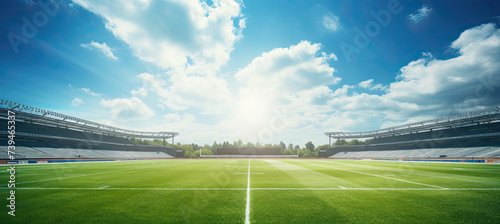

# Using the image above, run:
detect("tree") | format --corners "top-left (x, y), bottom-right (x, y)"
top-left (256, 142), bottom-right (262, 148)
top-left (279, 141), bottom-right (286, 151)
top-left (288, 143), bottom-right (293, 151)
top-left (184, 151), bottom-right (194, 158)
top-left (204, 144), bottom-right (211, 150)
top-left (305, 141), bottom-right (315, 152)
top-left (314, 144), bottom-right (330, 156)
top-left (302, 150), bottom-right (314, 157)
top-left (237, 139), bottom-right (244, 148)
top-left (154, 139), bottom-right (163, 145)
top-left (347, 139), bottom-right (360, 145)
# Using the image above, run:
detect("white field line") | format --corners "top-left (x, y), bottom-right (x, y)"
top-left (453, 168), bottom-right (499, 170)
top-left (235, 173), bottom-right (263, 175)
top-left (296, 160), bottom-right (446, 189)
top-left (321, 161), bottom-right (499, 184)
top-left (3, 187), bottom-right (500, 191)
top-left (245, 159), bottom-right (251, 224)
top-left (2, 187), bottom-right (247, 190)
top-left (15, 165), bottom-right (160, 185)
top-left (251, 188), bottom-right (500, 191)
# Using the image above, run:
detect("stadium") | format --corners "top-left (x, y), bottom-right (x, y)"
top-left (2, 0), bottom-right (500, 223)
top-left (1, 100), bottom-right (500, 223)
top-left (0, 100), bottom-right (180, 163)
top-left (322, 106), bottom-right (500, 163)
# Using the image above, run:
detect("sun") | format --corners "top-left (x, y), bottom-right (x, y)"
top-left (233, 95), bottom-right (272, 135)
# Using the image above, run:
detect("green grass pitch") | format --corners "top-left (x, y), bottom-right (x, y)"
top-left (1, 159), bottom-right (499, 223)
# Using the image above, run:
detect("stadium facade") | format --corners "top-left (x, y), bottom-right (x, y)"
top-left (322, 106), bottom-right (500, 163)
top-left (0, 99), bottom-right (180, 163)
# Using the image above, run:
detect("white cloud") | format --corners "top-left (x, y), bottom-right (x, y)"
top-left (408, 5), bottom-right (432, 24)
top-left (78, 87), bottom-right (101, 97)
top-left (73, 0), bottom-right (245, 75)
top-left (358, 79), bottom-right (373, 88)
top-left (163, 113), bottom-right (182, 122)
top-left (137, 72), bottom-right (231, 114)
top-left (80, 41), bottom-right (118, 60)
top-left (235, 41), bottom-right (340, 97)
top-left (130, 87), bottom-right (148, 96)
top-left (325, 23), bottom-right (500, 133)
top-left (358, 79), bottom-right (386, 91)
top-left (233, 40), bottom-right (340, 138)
top-left (71, 98), bottom-right (84, 107)
top-left (385, 23), bottom-right (500, 111)
top-left (138, 23), bottom-right (500, 145)
top-left (163, 113), bottom-right (195, 123)
top-left (323, 12), bottom-right (340, 32)
top-left (100, 97), bottom-right (155, 121)
top-left (137, 21), bottom-right (500, 144)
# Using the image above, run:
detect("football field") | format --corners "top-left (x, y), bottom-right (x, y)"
top-left (1, 159), bottom-right (499, 223)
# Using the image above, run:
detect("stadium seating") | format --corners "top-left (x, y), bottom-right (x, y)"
top-left (0, 138), bottom-right (173, 159)
top-left (366, 122), bottom-right (500, 145)
top-left (330, 146), bottom-right (500, 158)
top-left (0, 119), bottom-right (134, 145)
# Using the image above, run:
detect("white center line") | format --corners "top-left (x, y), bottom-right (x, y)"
top-left (245, 159), bottom-right (251, 224)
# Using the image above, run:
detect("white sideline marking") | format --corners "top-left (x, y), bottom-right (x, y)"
top-left (296, 160), bottom-right (446, 189)
top-left (245, 159), bottom-right (251, 224)
top-left (250, 188), bottom-right (500, 191)
top-left (454, 168), bottom-right (498, 170)
top-left (339, 186), bottom-right (346, 189)
top-left (3, 187), bottom-right (500, 191)
top-left (1, 187), bottom-right (247, 190)
top-left (99, 186), bottom-right (109, 189)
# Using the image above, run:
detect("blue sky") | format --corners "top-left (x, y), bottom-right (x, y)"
top-left (1, 0), bottom-right (500, 146)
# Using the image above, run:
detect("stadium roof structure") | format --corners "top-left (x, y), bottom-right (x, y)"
top-left (325, 106), bottom-right (500, 140)
top-left (0, 99), bottom-right (179, 139)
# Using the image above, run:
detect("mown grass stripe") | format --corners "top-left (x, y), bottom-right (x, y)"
top-left (296, 160), bottom-right (446, 189)
top-left (15, 165), bottom-right (160, 185)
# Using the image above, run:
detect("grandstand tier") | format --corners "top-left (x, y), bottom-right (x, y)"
top-left (0, 99), bottom-right (180, 160)
top-left (322, 106), bottom-right (500, 159)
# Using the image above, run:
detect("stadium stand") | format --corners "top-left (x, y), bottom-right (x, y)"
top-left (322, 106), bottom-right (500, 161)
top-left (0, 99), bottom-right (179, 161)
